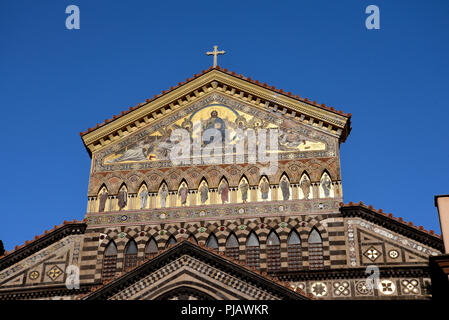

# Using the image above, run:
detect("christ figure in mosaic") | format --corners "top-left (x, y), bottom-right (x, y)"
top-left (159, 184), bottom-right (168, 208)
top-left (239, 180), bottom-right (249, 203)
top-left (300, 177), bottom-right (311, 200)
top-left (99, 189), bottom-right (108, 212)
top-left (178, 183), bottom-right (188, 206)
top-left (118, 187), bottom-right (127, 210)
top-left (260, 178), bottom-right (270, 200)
top-left (280, 177), bottom-right (290, 201)
top-left (139, 186), bottom-right (148, 209)
top-left (199, 182), bottom-right (209, 204)
top-left (218, 180), bottom-right (229, 203)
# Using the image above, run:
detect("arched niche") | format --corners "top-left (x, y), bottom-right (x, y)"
top-left (278, 173), bottom-right (291, 201)
top-left (198, 178), bottom-right (210, 205)
top-left (137, 183), bottom-right (149, 210)
top-left (319, 171), bottom-right (334, 198)
top-left (97, 185), bottom-right (109, 212)
top-left (177, 180), bottom-right (189, 207)
top-left (238, 176), bottom-right (250, 203)
top-left (299, 172), bottom-right (312, 200)
top-left (258, 176), bottom-right (271, 202)
top-left (157, 181), bottom-right (169, 209)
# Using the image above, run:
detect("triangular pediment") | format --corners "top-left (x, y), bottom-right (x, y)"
top-left (91, 92), bottom-right (339, 172)
top-left (82, 240), bottom-right (310, 300)
top-left (81, 68), bottom-right (351, 157)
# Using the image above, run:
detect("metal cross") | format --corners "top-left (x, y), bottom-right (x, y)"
top-left (206, 45), bottom-right (226, 67)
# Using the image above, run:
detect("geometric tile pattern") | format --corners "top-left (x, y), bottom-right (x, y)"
top-left (110, 255), bottom-right (279, 300)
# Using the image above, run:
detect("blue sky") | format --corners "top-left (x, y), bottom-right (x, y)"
top-left (0, 0), bottom-right (448, 250)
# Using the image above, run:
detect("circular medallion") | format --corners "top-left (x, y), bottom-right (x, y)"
top-left (29, 271), bottom-right (39, 280)
top-left (388, 250), bottom-right (399, 259)
top-left (119, 232), bottom-right (125, 238)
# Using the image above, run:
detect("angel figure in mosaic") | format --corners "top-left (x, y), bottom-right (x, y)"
top-left (106, 137), bottom-right (155, 163)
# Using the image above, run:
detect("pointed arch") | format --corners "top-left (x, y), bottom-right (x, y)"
top-left (117, 183), bottom-right (128, 211)
top-left (258, 176), bottom-right (271, 201)
top-left (279, 172), bottom-right (291, 201)
top-left (319, 171), bottom-right (334, 198)
top-left (266, 230), bottom-right (281, 272)
top-left (299, 171), bottom-right (312, 200)
top-left (177, 179), bottom-right (189, 207)
top-left (205, 233), bottom-right (219, 251)
top-left (166, 235), bottom-right (177, 248)
top-left (123, 239), bottom-right (138, 271)
top-left (145, 237), bottom-right (158, 259)
top-left (97, 184), bottom-right (109, 212)
top-left (138, 182), bottom-right (149, 210)
top-left (225, 233), bottom-right (239, 261)
top-left (188, 233), bottom-right (198, 244)
top-left (158, 180), bottom-right (169, 208)
top-left (287, 230), bottom-right (302, 271)
top-left (218, 176), bottom-right (230, 204)
top-left (246, 231), bottom-right (260, 270)
top-left (308, 228), bottom-right (324, 270)
top-left (198, 178), bottom-right (210, 205)
top-left (238, 175), bottom-right (250, 203)
top-left (102, 240), bottom-right (117, 281)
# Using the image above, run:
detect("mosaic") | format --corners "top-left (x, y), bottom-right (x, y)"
top-left (347, 219), bottom-right (440, 258)
top-left (94, 93), bottom-right (337, 172)
top-left (0, 236), bottom-right (75, 282)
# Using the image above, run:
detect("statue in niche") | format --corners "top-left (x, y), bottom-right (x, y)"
top-left (300, 176), bottom-right (311, 200)
top-left (159, 184), bottom-right (168, 208)
top-left (260, 178), bottom-right (270, 200)
top-left (139, 186), bottom-right (148, 209)
top-left (178, 183), bottom-right (188, 206)
top-left (199, 182), bottom-right (209, 204)
top-left (321, 175), bottom-right (332, 197)
top-left (218, 180), bottom-right (229, 203)
top-left (98, 189), bottom-right (109, 212)
top-left (118, 187), bottom-right (128, 211)
top-left (280, 177), bottom-right (290, 201)
top-left (239, 179), bottom-right (249, 203)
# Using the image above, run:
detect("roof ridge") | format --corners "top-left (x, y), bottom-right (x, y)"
top-left (0, 219), bottom-right (87, 260)
top-left (80, 66), bottom-right (350, 137)
top-left (340, 201), bottom-right (441, 239)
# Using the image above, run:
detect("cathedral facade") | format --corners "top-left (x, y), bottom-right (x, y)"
top-left (0, 67), bottom-right (443, 300)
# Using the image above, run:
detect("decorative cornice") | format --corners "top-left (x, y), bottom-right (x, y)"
top-left (277, 265), bottom-right (431, 282)
top-left (0, 284), bottom-right (93, 300)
